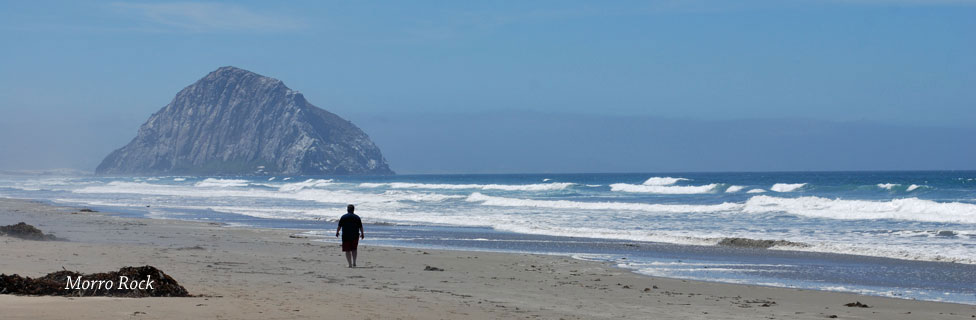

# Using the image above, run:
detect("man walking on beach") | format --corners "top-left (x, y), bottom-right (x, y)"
top-left (336, 204), bottom-right (364, 268)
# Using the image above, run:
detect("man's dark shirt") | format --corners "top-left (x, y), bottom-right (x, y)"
top-left (338, 213), bottom-right (362, 241)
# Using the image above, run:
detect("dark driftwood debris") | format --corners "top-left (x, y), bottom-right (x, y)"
top-left (0, 266), bottom-right (190, 297)
top-left (0, 222), bottom-right (58, 241)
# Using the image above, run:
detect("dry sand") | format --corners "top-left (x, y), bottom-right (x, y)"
top-left (1, 197), bottom-right (974, 319)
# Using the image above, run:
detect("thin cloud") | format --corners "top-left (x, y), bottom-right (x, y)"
top-left (111, 2), bottom-right (304, 32)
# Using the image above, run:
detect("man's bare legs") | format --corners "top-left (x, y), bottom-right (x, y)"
top-left (344, 250), bottom-right (358, 268)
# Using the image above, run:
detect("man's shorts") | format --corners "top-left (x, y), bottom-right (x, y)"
top-left (342, 238), bottom-right (359, 252)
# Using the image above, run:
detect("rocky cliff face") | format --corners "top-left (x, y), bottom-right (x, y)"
top-left (96, 66), bottom-right (393, 176)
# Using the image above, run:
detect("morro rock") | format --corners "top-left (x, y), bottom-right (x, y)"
top-left (96, 66), bottom-right (393, 176)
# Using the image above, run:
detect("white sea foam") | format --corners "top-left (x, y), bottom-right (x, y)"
top-left (743, 195), bottom-right (976, 224)
top-left (815, 286), bottom-right (913, 300)
top-left (74, 181), bottom-right (460, 207)
top-left (771, 240), bottom-right (976, 265)
top-left (466, 191), bottom-right (976, 225)
top-left (877, 183), bottom-right (899, 190)
top-left (609, 183), bottom-right (719, 194)
top-left (770, 183), bottom-right (806, 192)
top-left (725, 185), bottom-right (746, 193)
top-left (10, 187), bottom-right (42, 191)
top-left (382, 190), bottom-right (463, 202)
top-left (747, 189), bottom-right (766, 193)
top-left (194, 178), bottom-right (249, 188)
top-left (640, 261), bottom-right (792, 267)
top-left (359, 182), bottom-right (574, 191)
top-left (466, 192), bottom-right (741, 213)
top-left (378, 210), bottom-right (726, 246)
top-left (907, 184), bottom-right (922, 192)
top-left (173, 178), bottom-right (186, 182)
top-left (642, 177), bottom-right (689, 186)
top-left (278, 179), bottom-right (333, 192)
top-left (149, 205), bottom-right (394, 222)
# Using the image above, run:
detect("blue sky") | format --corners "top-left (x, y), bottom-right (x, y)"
top-left (0, 1), bottom-right (974, 172)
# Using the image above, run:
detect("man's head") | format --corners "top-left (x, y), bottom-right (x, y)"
top-left (347, 204), bottom-right (355, 213)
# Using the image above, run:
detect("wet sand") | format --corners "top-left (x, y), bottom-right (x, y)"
top-left (2, 197), bottom-right (974, 319)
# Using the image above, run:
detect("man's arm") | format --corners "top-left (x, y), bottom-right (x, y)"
top-left (336, 224), bottom-right (341, 237)
top-left (359, 223), bottom-right (364, 239)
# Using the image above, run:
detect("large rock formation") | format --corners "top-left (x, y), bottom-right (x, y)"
top-left (96, 66), bottom-right (393, 176)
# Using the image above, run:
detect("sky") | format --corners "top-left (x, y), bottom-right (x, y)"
top-left (0, 1), bottom-right (974, 173)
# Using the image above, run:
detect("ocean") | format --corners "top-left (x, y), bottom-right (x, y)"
top-left (1, 171), bottom-right (974, 303)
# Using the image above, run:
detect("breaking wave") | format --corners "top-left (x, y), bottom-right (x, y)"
top-left (725, 185), bottom-right (746, 193)
top-left (466, 192), bottom-right (741, 213)
top-left (74, 181), bottom-right (461, 207)
top-left (358, 182), bottom-right (574, 191)
top-left (642, 177), bottom-right (689, 186)
top-left (877, 183), bottom-right (898, 190)
top-left (609, 183), bottom-right (720, 194)
top-left (464, 191), bottom-right (976, 224)
top-left (278, 179), bottom-right (333, 192)
top-left (742, 195), bottom-right (976, 224)
top-left (194, 178), bottom-right (249, 188)
top-left (770, 183), bottom-right (806, 192)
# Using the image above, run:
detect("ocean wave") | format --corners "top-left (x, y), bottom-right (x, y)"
top-left (725, 185), bottom-right (746, 193)
top-left (466, 192), bottom-right (741, 213)
top-left (382, 190), bottom-right (463, 202)
top-left (7, 186), bottom-right (42, 191)
top-left (743, 195), bottom-right (976, 224)
top-left (746, 189), bottom-right (766, 193)
top-left (278, 179), bottom-right (333, 192)
top-left (772, 241), bottom-right (976, 265)
top-left (194, 178), bottom-right (249, 188)
top-left (359, 182), bottom-right (575, 191)
top-left (642, 177), bottom-right (689, 186)
top-left (609, 183), bottom-right (720, 194)
top-left (877, 183), bottom-right (926, 192)
top-left (877, 183), bottom-right (898, 190)
top-left (374, 211), bottom-right (729, 246)
top-left (465, 191), bottom-right (976, 224)
top-left (770, 183), bottom-right (806, 192)
top-left (73, 181), bottom-right (460, 207)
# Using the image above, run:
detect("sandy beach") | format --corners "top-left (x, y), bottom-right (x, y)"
top-left (1, 197), bottom-right (974, 320)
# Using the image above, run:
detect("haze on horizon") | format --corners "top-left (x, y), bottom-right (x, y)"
top-left (1, 1), bottom-right (974, 174)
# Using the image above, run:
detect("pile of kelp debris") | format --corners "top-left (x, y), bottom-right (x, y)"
top-left (0, 222), bottom-right (58, 240)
